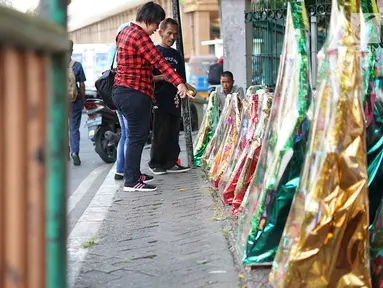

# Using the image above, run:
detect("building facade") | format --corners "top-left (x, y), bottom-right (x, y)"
top-left (68, 0), bottom-right (219, 60)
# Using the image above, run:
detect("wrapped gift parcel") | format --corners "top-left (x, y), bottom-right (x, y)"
top-left (236, 1), bottom-right (311, 265)
top-left (270, 0), bottom-right (371, 286)
top-left (193, 91), bottom-right (220, 167)
top-left (208, 93), bottom-right (243, 188)
top-left (201, 93), bottom-right (242, 174)
top-left (231, 91), bottom-right (273, 216)
top-left (218, 88), bottom-right (262, 202)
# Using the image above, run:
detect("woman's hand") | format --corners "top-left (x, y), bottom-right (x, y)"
top-left (186, 83), bottom-right (197, 97)
top-left (177, 83), bottom-right (188, 98)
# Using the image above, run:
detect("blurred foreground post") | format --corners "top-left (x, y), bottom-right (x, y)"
top-left (0, 2), bottom-right (69, 288)
top-left (39, 0), bottom-right (69, 287)
top-left (172, 0), bottom-right (195, 168)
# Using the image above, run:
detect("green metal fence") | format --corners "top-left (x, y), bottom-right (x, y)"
top-left (245, 0), bottom-right (331, 87)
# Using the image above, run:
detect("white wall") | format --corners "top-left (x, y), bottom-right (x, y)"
top-left (221, 0), bottom-right (252, 89)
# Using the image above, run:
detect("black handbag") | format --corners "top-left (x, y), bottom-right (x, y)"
top-left (95, 52), bottom-right (117, 110)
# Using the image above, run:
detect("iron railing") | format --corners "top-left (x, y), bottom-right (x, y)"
top-left (245, 0), bottom-right (331, 87)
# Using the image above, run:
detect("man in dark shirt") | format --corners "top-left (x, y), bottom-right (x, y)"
top-left (69, 40), bottom-right (87, 166)
top-left (149, 18), bottom-right (192, 175)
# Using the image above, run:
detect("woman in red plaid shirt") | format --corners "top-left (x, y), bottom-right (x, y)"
top-left (112, 1), bottom-right (195, 192)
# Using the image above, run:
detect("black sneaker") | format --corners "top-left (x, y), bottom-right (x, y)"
top-left (139, 174), bottom-right (154, 183)
top-left (166, 164), bottom-right (191, 173)
top-left (123, 181), bottom-right (157, 192)
top-left (149, 167), bottom-right (167, 175)
top-left (114, 173), bottom-right (124, 180)
top-left (71, 153), bottom-right (81, 166)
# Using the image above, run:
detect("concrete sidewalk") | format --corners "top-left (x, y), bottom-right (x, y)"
top-left (72, 137), bottom-right (241, 288)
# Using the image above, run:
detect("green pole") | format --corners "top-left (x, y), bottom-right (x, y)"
top-left (40, 0), bottom-right (68, 287)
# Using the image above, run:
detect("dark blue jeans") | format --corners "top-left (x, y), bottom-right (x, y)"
top-left (112, 86), bottom-right (151, 185)
top-left (69, 97), bottom-right (83, 154)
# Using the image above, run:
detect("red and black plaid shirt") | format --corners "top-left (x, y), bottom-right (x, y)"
top-left (114, 23), bottom-right (184, 99)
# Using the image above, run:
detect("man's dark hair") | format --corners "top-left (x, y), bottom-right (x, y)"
top-left (221, 71), bottom-right (234, 81)
top-left (136, 1), bottom-right (166, 25)
top-left (159, 18), bottom-right (178, 30)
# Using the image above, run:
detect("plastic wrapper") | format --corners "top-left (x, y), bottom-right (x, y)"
top-left (207, 93), bottom-right (243, 188)
top-left (236, 1), bottom-right (311, 265)
top-left (218, 87), bottom-right (263, 203)
top-left (270, 0), bottom-right (371, 286)
top-left (369, 58), bottom-right (383, 288)
top-left (201, 93), bottom-right (242, 175)
top-left (360, 0), bottom-right (383, 222)
top-left (231, 92), bottom-right (273, 216)
top-left (193, 91), bottom-right (219, 167)
top-left (371, 194), bottom-right (383, 288)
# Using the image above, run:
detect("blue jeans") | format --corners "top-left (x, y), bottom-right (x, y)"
top-left (70, 97), bottom-right (83, 154)
top-left (116, 110), bottom-right (128, 174)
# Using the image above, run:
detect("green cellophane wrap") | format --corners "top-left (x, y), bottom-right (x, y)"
top-left (218, 86), bottom-right (264, 202)
top-left (270, 0), bottom-right (371, 286)
top-left (359, 0), bottom-right (383, 284)
top-left (369, 56), bottom-right (383, 288)
top-left (193, 90), bottom-right (219, 167)
top-left (201, 93), bottom-right (242, 174)
top-left (361, 0), bottom-right (383, 221)
top-left (236, 1), bottom-right (311, 265)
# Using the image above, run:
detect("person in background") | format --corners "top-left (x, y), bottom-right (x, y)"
top-left (69, 40), bottom-right (86, 166)
top-left (217, 71), bottom-right (244, 114)
top-left (148, 18), bottom-right (192, 175)
top-left (207, 57), bottom-right (223, 85)
top-left (112, 2), bottom-right (195, 192)
top-left (109, 22), bottom-right (131, 180)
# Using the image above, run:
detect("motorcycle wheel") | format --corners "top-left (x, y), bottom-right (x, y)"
top-left (95, 126), bottom-right (117, 164)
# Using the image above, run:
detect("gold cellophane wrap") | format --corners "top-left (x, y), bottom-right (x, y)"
top-left (201, 93), bottom-right (242, 173)
top-left (270, 0), bottom-right (371, 287)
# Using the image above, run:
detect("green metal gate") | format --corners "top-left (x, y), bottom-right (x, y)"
top-left (245, 0), bottom-right (331, 87)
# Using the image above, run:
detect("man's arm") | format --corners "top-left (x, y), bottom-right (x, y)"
top-left (77, 62), bottom-right (87, 102)
top-left (238, 87), bottom-right (245, 100)
top-left (80, 83), bottom-right (86, 102)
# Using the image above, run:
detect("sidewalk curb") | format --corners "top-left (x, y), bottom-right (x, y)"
top-left (209, 186), bottom-right (272, 288)
top-left (67, 163), bottom-right (120, 288)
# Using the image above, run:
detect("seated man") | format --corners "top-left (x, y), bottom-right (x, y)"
top-left (216, 71), bottom-right (245, 114)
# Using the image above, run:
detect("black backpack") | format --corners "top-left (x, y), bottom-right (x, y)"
top-left (208, 63), bottom-right (223, 85)
top-left (95, 53), bottom-right (117, 110)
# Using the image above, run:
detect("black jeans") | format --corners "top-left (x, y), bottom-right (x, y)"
top-left (112, 86), bottom-right (151, 185)
top-left (149, 108), bottom-right (181, 170)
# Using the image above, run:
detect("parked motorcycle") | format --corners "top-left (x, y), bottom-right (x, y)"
top-left (84, 98), bottom-right (120, 163)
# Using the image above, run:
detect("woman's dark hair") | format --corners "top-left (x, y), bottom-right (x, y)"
top-left (136, 1), bottom-right (166, 25)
